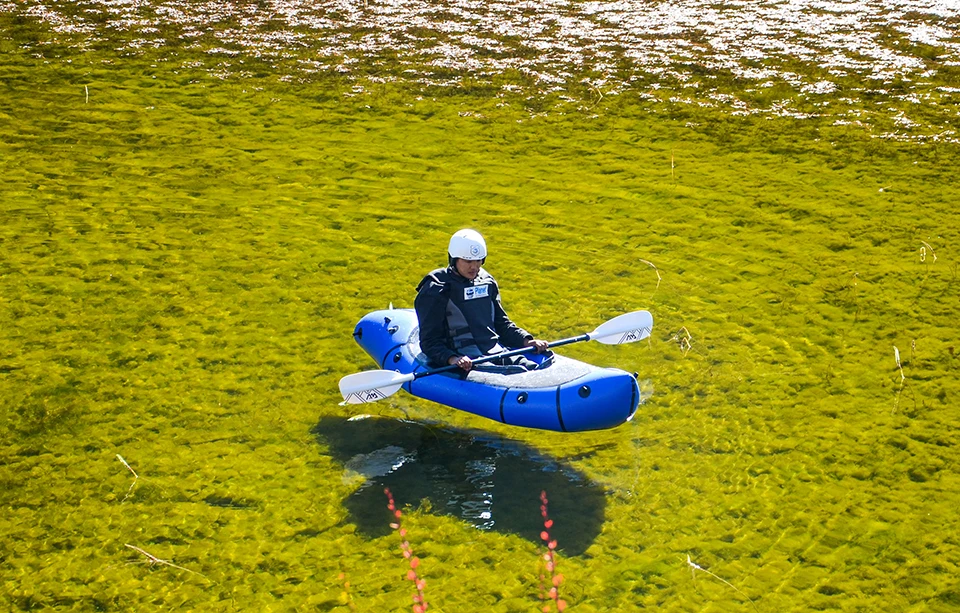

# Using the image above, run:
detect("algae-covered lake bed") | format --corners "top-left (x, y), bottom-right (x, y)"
top-left (2, 2), bottom-right (959, 611)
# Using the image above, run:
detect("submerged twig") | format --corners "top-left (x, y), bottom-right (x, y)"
top-left (638, 259), bottom-right (662, 289)
top-left (687, 554), bottom-right (758, 612)
top-left (589, 85), bottom-right (604, 108)
top-left (669, 326), bottom-right (694, 355)
top-left (892, 345), bottom-right (906, 414)
top-left (125, 544), bottom-right (209, 580)
top-left (116, 454), bottom-right (139, 502)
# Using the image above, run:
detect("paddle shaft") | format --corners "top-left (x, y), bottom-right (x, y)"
top-left (412, 333), bottom-right (590, 381)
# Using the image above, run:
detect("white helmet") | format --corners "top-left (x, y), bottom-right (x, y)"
top-left (448, 229), bottom-right (487, 261)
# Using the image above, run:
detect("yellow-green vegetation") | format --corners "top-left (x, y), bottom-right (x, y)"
top-left (2, 7), bottom-right (959, 613)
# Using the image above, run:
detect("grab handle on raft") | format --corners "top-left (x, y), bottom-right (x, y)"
top-left (338, 310), bottom-right (653, 405)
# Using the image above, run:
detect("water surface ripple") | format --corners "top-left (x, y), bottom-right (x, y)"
top-left (5, 0), bottom-right (960, 140)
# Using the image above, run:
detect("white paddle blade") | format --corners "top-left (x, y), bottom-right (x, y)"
top-left (589, 310), bottom-right (654, 345)
top-left (338, 370), bottom-right (414, 405)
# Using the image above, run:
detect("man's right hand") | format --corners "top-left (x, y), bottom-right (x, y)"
top-left (448, 355), bottom-right (473, 371)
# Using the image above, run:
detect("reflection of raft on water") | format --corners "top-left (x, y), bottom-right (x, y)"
top-left (350, 308), bottom-right (649, 432)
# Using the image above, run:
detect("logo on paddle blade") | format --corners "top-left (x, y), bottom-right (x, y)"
top-left (363, 389), bottom-right (387, 402)
top-left (344, 389), bottom-right (388, 404)
top-left (617, 326), bottom-right (651, 344)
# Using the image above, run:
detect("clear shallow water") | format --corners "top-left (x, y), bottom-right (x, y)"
top-left (2, 2), bottom-right (960, 612)
top-left (6, 0), bottom-right (960, 140)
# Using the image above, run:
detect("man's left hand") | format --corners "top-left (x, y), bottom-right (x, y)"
top-left (524, 338), bottom-right (549, 353)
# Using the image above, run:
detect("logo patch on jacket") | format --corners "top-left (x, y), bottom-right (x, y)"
top-left (464, 285), bottom-right (489, 300)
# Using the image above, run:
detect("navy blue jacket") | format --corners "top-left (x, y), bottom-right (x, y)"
top-left (414, 266), bottom-right (532, 367)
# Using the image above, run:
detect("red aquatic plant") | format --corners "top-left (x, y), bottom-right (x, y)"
top-left (385, 488), bottom-right (428, 613)
top-left (538, 490), bottom-right (567, 612)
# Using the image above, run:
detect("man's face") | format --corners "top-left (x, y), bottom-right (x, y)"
top-left (455, 258), bottom-right (482, 280)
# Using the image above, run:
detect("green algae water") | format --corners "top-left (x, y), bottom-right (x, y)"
top-left (2, 2), bottom-right (960, 611)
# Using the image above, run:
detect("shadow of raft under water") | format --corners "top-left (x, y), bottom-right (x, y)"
top-left (312, 415), bottom-right (607, 556)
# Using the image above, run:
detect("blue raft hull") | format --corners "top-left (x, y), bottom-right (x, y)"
top-left (352, 309), bottom-right (640, 432)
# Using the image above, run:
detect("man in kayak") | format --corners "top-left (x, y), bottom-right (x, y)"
top-left (415, 229), bottom-right (549, 373)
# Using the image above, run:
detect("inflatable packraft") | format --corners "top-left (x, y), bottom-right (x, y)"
top-left (351, 308), bottom-right (642, 432)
